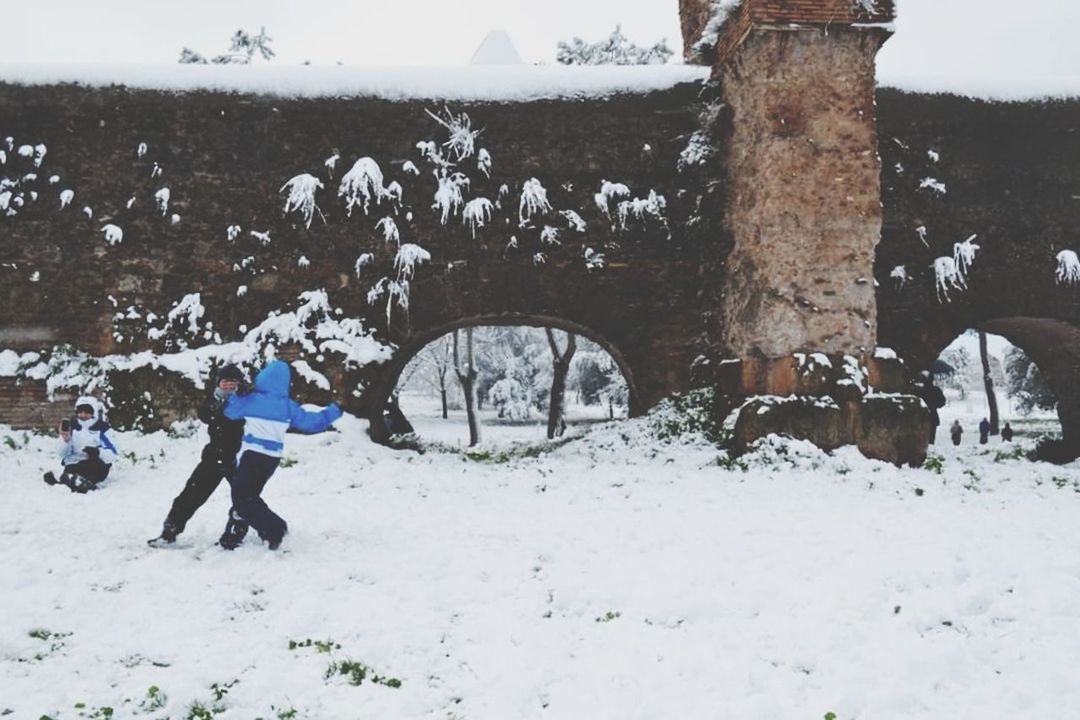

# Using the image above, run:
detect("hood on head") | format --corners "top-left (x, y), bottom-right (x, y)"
top-left (254, 360), bottom-right (291, 397)
top-left (74, 395), bottom-right (103, 420)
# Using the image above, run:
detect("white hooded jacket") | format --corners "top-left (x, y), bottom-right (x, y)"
top-left (59, 396), bottom-right (119, 466)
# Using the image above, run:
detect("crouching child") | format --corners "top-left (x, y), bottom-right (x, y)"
top-left (220, 360), bottom-right (342, 550)
top-left (44, 396), bottom-right (119, 493)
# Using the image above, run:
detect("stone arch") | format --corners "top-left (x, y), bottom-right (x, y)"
top-left (363, 313), bottom-right (642, 444)
top-left (898, 316), bottom-right (1080, 452)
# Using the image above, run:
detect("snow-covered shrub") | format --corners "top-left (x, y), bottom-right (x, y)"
top-left (338, 157), bottom-right (387, 217)
top-left (678, 130), bottom-right (712, 172)
top-left (650, 387), bottom-right (731, 446)
top-left (426, 107), bottom-right (481, 161)
top-left (355, 253), bottom-right (375, 276)
top-left (616, 190), bottom-right (667, 231)
top-left (154, 187), bottom-right (171, 216)
top-left (919, 177), bottom-right (947, 195)
top-left (519, 178), bottom-right (552, 227)
top-left (376, 216), bottom-right (400, 245)
top-left (102, 224), bottom-right (123, 246)
top-left (463, 197), bottom-right (494, 238)
top-left (890, 264), bottom-right (908, 289)
top-left (933, 256), bottom-right (965, 303)
top-left (1055, 249), bottom-right (1080, 285)
top-left (280, 173), bottom-right (324, 228)
top-left (953, 234), bottom-right (979, 277)
top-left (556, 25), bottom-right (673, 66)
top-left (489, 377), bottom-right (534, 420)
top-left (557, 210), bottom-right (585, 233)
top-left (477, 148), bottom-right (492, 178)
top-left (594, 180), bottom-right (631, 218)
top-left (394, 243), bottom-right (431, 282)
top-left (433, 171), bottom-right (469, 224)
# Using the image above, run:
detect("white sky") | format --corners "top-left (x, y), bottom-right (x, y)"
top-left (1, 0), bottom-right (1078, 79)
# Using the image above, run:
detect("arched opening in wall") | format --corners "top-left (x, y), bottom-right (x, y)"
top-left (929, 322), bottom-right (1069, 452)
top-left (387, 323), bottom-right (633, 448)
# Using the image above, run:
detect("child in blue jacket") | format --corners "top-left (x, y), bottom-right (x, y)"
top-left (221, 360), bottom-right (342, 549)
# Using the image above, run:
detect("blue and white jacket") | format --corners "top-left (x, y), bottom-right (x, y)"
top-left (59, 396), bottom-right (119, 466)
top-left (224, 360), bottom-right (343, 459)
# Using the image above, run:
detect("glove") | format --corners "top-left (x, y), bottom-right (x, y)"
top-left (83, 446), bottom-right (100, 460)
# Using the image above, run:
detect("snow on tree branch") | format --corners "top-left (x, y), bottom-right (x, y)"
top-left (463, 197), bottom-right (494, 238)
top-left (394, 243), bottom-right (431, 282)
top-left (1056, 249), bottom-right (1080, 285)
top-left (154, 187), bottom-right (171, 217)
top-left (59, 189), bottom-right (74, 210)
top-left (557, 25), bottom-right (673, 66)
top-left (919, 177), bottom-right (947, 195)
top-left (519, 178), bottom-right (552, 227)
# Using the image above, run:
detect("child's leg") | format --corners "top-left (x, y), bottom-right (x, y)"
top-left (163, 459), bottom-right (228, 536)
top-left (229, 451), bottom-right (286, 546)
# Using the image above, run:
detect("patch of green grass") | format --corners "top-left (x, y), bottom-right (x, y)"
top-left (325, 659), bottom-right (402, 688)
top-left (289, 638), bottom-right (341, 653)
top-left (595, 611), bottom-right (621, 623)
top-left (922, 454), bottom-right (945, 474)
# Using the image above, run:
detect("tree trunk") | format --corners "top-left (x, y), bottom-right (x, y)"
top-left (454, 328), bottom-right (481, 446)
top-left (437, 368), bottom-right (449, 419)
top-left (979, 330), bottom-right (1000, 434)
top-left (545, 329), bottom-right (577, 439)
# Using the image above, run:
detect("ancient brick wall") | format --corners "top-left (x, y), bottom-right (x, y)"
top-left (0, 378), bottom-right (75, 429)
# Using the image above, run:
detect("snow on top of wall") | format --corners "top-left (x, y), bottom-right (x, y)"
top-left (0, 64), bottom-right (710, 101)
top-left (878, 72), bottom-right (1080, 102)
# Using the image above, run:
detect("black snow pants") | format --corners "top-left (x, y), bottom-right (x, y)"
top-left (163, 456), bottom-right (248, 543)
top-left (61, 458), bottom-right (111, 492)
top-left (228, 451), bottom-right (286, 547)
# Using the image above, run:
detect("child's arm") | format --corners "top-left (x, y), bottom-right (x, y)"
top-left (96, 428), bottom-right (119, 464)
top-left (287, 401), bottom-right (343, 434)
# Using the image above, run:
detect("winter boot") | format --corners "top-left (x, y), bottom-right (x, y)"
top-left (147, 522), bottom-right (180, 547)
top-left (43, 471), bottom-right (58, 486)
top-left (218, 510), bottom-right (249, 550)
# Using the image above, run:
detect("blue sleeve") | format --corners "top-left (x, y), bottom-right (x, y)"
top-left (287, 401), bottom-right (343, 434)
top-left (223, 393), bottom-right (247, 420)
top-left (98, 429), bottom-right (119, 464)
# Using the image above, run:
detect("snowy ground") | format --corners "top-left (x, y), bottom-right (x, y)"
top-left (2, 407), bottom-right (1079, 719)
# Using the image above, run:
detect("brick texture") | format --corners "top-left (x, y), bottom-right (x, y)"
top-left (0, 378), bottom-right (76, 430)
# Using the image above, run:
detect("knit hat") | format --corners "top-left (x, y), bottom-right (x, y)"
top-left (217, 364), bottom-right (244, 382)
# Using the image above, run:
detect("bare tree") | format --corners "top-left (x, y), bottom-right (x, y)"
top-left (979, 331), bottom-right (1000, 434)
top-left (545, 328), bottom-right (577, 439)
top-left (453, 328), bottom-right (481, 446)
top-left (419, 337), bottom-right (453, 419)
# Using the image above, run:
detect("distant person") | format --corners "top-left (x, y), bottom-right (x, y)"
top-left (979, 417), bottom-right (991, 445)
top-left (1001, 422), bottom-right (1014, 442)
top-left (43, 396), bottom-right (119, 493)
top-left (148, 364), bottom-right (247, 548)
top-left (950, 420), bottom-right (963, 447)
top-left (914, 371), bottom-right (947, 444)
top-left (220, 360), bottom-right (342, 550)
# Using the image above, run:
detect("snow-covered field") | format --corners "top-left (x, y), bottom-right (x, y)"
top-left (2, 408), bottom-right (1079, 719)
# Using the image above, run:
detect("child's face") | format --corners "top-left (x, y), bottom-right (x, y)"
top-left (76, 409), bottom-right (93, 421)
top-left (218, 379), bottom-right (239, 394)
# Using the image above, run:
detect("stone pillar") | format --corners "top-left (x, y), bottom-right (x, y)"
top-left (707, 0), bottom-right (894, 357)
top-left (682, 1), bottom-right (926, 464)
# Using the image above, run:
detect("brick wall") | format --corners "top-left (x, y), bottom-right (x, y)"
top-left (0, 378), bottom-right (76, 430)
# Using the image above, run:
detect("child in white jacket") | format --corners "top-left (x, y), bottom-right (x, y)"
top-left (43, 396), bottom-right (119, 493)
